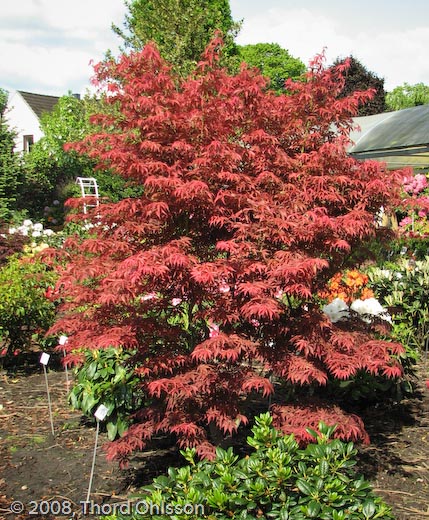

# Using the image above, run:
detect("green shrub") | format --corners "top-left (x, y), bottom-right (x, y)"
top-left (0, 224), bottom-right (29, 264)
top-left (367, 258), bottom-right (429, 352)
top-left (112, 413), bottom-right (393, 520)
top-left (69, 347), bottom-right (144, 440)
top-left (0, 255), bottom-right (57, 361)
top-left (0, 89), bottom-right (25, 222)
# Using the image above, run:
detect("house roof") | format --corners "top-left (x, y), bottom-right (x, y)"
top-left (348, 105), bottom-right (429, 170)
top-left (18, 90), bottom-right (60, 120)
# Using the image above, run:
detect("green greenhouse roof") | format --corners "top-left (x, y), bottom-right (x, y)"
top-left (348, 104), bottom-right (429, 170)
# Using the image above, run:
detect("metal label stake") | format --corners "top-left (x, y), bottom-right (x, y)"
top-left (59, 335), bottom-right (69, 388)
top-left (40, 352), bottom-right (55, 437)
top-left (86, 404), bottom-right (108, 502)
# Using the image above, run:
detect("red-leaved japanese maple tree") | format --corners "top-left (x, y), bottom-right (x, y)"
top-left (47, 36), bottom-right (405, 464)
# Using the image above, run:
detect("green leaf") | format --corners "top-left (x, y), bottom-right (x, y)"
top-left (296, 479), bottom-right (313, 496)
top-left (306, 500), bottom-right (321, 518)
top-left (117, 418), bottom-right (128, 437)
top-left (81, 392), bottom-right (97, 413)
top-left (86, 361), bottom-right (97, 379)
top-left (319, 459), bottom-right (329, 476)
top-left (362, 500), bottom-right (376, 518)
top-left (153, 475), bottom-right (171, 489)
top-left (106, 421), bottom-right (118, 440)
top-left (305, 427), bottom-right (319, 440)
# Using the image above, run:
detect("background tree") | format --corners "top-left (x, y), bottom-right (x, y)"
top-left (48, 40), bottom-right (404, 464)
top-left (332, 56), bottom-right (387, 115)
top-left (236, 43), bottom-right (306, 93)
top-left (0, 88), bottom-right (24, 222)
top-left (22, 93), bottom-right (143, 221)
top-left (386, 82), bottom-right (429, 111)
top-left (21, 93), bottom-right (95, 219)
top-left (112, 0), bottom-right (241, 76)
top-left (0, 89), bottom-right (7, 121)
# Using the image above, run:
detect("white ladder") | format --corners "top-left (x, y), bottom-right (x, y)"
top-left (76, 177), bottom-right (99, 214)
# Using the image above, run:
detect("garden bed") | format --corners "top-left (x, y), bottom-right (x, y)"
top-left (0, 359), bottom-right (429, 519)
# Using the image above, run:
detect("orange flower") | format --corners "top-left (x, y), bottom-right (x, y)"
top-left (337, 291), bottom-right (350, 303)
top-left (360, 287), bottom-right (374, 300)
top-left (321, 269), bottom-right (371, 304)
top-left (344, 278), bottom-right (355, 287)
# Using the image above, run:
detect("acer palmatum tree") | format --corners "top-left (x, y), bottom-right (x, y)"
top-left (47, 37), bottom-right (405, 464)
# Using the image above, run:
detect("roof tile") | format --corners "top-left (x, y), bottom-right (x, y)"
top-left (18, 90), bottom-right (60, 119)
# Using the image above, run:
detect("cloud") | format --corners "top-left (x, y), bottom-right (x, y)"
top-left (3, 1), bottom-right (429, 96)
top-left (0, 0), bottom-right (126, 96)
top-left (1, 41), bottom-right (94, 92)
top-left (1, 0), bottom-right (125, 32)
top-left (236, 7), bottom-right (429, 90)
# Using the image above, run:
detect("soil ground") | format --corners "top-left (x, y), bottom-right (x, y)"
top-left (0, 356), bottom-right (429, 519)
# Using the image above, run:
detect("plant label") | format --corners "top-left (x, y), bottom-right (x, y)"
top-left (94, 404), bottom-right (108, 421)
top-left (59, 335), bottom-right (68, 346)
top-left (40, 352), bottom-right (50, 365)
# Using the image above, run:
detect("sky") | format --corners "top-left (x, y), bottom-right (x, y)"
top-left (1, 0), bottom-right (429, 97)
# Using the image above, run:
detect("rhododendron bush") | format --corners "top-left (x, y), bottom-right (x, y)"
top-left (399, 172), bottom-right (429, 239)
top-left (46, 37), bottom-right (406, 464)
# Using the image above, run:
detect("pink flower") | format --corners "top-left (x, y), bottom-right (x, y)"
top-left (399, 216), bottom-right (412, 227)
top-left (426, 381), bottom-right (429, 390)
top-left (274, 289), bottom-right (284, 299)
top-left (250, 319), bottom-right (260, 327)
top-left (208, 320), bottom-right (220, 338)
top-left (172, 298), bottom-right (182, 306)
top-left (0, 348), bottom-right (7, 357)
top-left (403, 174), bottom-right (428, 195)
top-left (141, 292), bottom-right (157, 301)
top-left (219, 282), bottom-right (230, 294)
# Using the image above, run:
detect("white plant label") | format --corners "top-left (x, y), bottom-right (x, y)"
top-left (40, 352), bottom-right (50, 365)
top-left (94, 404), bottom-right (108, 421)
top-left (59, 335), bottom-right (68, 346)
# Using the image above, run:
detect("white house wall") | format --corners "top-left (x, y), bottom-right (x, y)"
top-left (6, 90), bottom-right (44, 152)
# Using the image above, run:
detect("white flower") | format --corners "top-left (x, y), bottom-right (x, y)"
top-left (23, 219), bottom-right (33, 227)
top-left (8, 227), bottom-right (16, 234)
top-left (208, 319), bottom-right (220, 338)
top-left (18, 227), bottom-right (28, 236)
top-left (351, 298), bottom-right (391, 323)
top-left (43, 229), bottom-right (54, 236)
top-left (379, 269), bottom-right (392, 279)
top-left (31, 231), bottom-right (42, 237)
top-left (219, 282), bottom-right (230, 294)
top-left (141, 292), bottom-right (157, 301)
top-left (33, 223), bottom-right (43, 231)
top-left (322, 298), bottom-right (350, 323)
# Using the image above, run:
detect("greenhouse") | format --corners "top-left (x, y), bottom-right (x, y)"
top-left (349, 104), bottom-right (429, 171)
